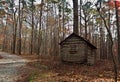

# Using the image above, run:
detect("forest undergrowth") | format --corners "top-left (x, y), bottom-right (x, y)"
top-left (20, 55), bottom-right (120, 82)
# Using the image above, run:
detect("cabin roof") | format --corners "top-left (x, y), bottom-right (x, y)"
top-left (60, 33), bottom-right (97, 49)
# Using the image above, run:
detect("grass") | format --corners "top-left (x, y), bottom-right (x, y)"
top-left (25, 71), bottom-right (40, 82)
top-left (25, 60), bottom-right (51, 82)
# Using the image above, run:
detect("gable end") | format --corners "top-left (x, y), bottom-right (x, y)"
top-left (60, 33), bottom-right (97, 49)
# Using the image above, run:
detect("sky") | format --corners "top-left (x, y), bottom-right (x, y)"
top-left (34, 0), bottom-right (98, 4)
top-left (15, 0), bottom-right (98, 5)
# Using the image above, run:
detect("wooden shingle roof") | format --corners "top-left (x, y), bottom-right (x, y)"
top-left (60, 33), bottom-right (97, 49)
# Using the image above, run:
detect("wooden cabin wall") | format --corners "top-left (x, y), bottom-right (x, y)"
top-left (60, 35), bottom-right (96, 64)
top-left (87, 47), bottom-right (96, 65)
top-left (60, 36), bottom-right (87, 63)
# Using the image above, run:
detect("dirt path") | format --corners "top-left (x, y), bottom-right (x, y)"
top-left (0, 52), bottom-right (29, 82)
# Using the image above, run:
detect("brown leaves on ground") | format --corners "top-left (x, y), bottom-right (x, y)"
top-left (0, 55), bottom-right (3, 59)
top-left (18, 54), bottom-right (38, 60)
top-left (26, 57), bottom-right (120, 82)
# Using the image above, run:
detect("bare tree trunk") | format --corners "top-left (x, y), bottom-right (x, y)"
top-left (12, 11), bottom-right (17, 54)
top-left (107, 7), bottom-right (112, 60)
top-left (30, 0), bottom-right (34, 55)
top-left (84, 16), bottom-right (87, 39)
top-left (110, 41), bottom-right (117, 82)
top-left (23, 29), bottom-right (27, 54)
top-left (3, 15), bottom-right (8, 52)
top-left (2, 26), bottom-right (7, 51)
top-left (97, 7), bottom-right (118, 82)
top-left (18, 0), bottom-right (22, 55)
top-left (73, 0), bottom-right (78, 34)
top-left (114, 1), bottom-right (120, 65)
top-left (79, 0), bottom-right (82, 35)
top-left (62, 0), bottom-right (65, 39)
top-left (37, 0), bottom-right (43, 55)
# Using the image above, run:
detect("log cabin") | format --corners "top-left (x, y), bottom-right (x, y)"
top-left (60, 33), bottom-right (97, 65)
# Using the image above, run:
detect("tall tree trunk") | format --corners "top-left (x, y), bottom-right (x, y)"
top-left (73, 0), bottom-right (78, 34)
top-left (107, 7), bottom-right (112, 60)
top-left (85, 15), bottom-right (87, 39)
top-left (12, 12), bottom-right (17, 54)
top-left (3, 26), bottom-right (7, 51)
top-left (23, 28), bottom-right (27, 54)
top-left (12, 1), bottom-right (18, 54)
top-left (62, 0), bottom-right (65, 39)
top-left (110, 41), bottom-right (117, 82)
top-left (18, 0), bottom-right (21, 55)
top-left (30, 0), bottom-right (34, 55)
top-left (79, 0), bottom-right (82, 35)
top-left (97, 7), bottom-right (118, 82)
top-left (37, 0), bottom-right (43, 55)
top-left (114, 1), bottom-right (120, 65)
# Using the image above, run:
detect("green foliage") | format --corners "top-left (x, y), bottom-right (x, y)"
top-left (65, 7), bottom-right (71, 14)
top-left (28, 0), bottom-right (36, 2)
top-left (21, 0), bottom-right (27, 8)
top-left (0, 9), bottom-right (5, 16)
top-left (51, 0), bottom-right (58, 4)
top-left (26, 71), bottom-right (38, 82)
top-left (97, 0), bottom-right (106, 4)
top-left (27, 0), bottom-right (36, 11)
top-left (82, 2), bottom-right (92, 10)
top-left (34, 62), bottom-right (49, 70)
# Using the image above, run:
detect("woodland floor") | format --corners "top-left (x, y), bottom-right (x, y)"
top-left (0, 52), bottom-right (120, 82)
top-left (0, 55), bottom-right (3, 59)
top-left (21, 55), bottom-right (120, 82)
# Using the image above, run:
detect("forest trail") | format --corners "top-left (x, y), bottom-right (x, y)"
top-left (0, 52), bottom-right (29, 82)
